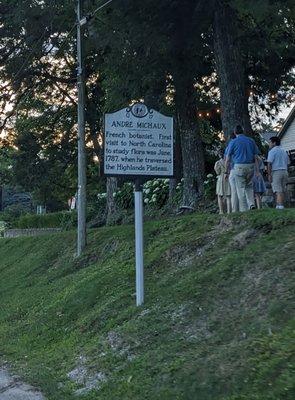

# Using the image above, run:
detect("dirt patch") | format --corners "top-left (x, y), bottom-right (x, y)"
top-left (0, 366), bottom-right (45, 399)
top-left (169, 303), bottom-right (213, 342)
top-left (171, 303), bottom-right (192, 322)
top-left (107, 331), bottom-right (135, 361)
top-left (215, 216), bottom-right (236, 233)
top-left (168, 255), bottom-right (293, 346)
top-left (67, 355), bottom-right (107, 396)
top-left (184, 316), bottom-right (213, 342)
top-left (165, 217), bottom-right (237, 268)
top-left (231, 228), bottom-right (257, 249)
top-left (164, 240), bottom-right (209, 267)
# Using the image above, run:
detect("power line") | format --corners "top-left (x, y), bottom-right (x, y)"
top-left (8, 14), bottom-right (76, 87)
top-left (9, 12), bottom-right (72, 84)
top-left (92, 0), bottom-right (113, 17)
top-left (43, 22), bottom-right (77, 60)
top-left (9, 0), bottom-right (113, 86)
top-left (12, 28), bottom-right (48, 82)
top-left (15, 0), bottom-right (115, 107)
top-left (0, 22), bottom-right (77, 132)
top-left (1, 0), bottom-right (114, 131)
top-left (79, 0), bottom-right (114, 24)
top-left (21, 23), bottom-right (77, 91)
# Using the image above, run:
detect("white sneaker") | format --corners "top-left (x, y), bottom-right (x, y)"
top-left (276, 205), bottom-right (284, 209)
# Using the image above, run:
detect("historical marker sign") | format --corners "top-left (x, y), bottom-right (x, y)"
top-left (104, 103), bottom-right (174, 177)
top-left (103, 103), bottom-right (173, 307)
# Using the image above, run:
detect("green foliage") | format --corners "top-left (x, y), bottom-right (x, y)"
top-left (114, 182), bottom-right (134, 210)
top-left (0, 220), bottom-right (7, 236)
top-left (86, 199), bottom-right (106, 224)
top-left (98, 179), bottom-right (178, 213)
top-left (204, 173), bottom-right (216, 200)
top-left (0, 209), bottom-right (294, 399)
top-left (96, 192), bottom-right (107, 207)
top-left (143, 179), bottom-right (170, 208)
top-left (0, 147), bottom-right (15, 185)
top-left (244, 328), bottom-right (295, 399)
top-left (14, 211), bottom-right (77, 230)
top-left (12, 117), bottom-right (78, 210)
top-left (0, 204), bottom-right (28, 225)
top-left (1, 0), bottom-right (294, 211)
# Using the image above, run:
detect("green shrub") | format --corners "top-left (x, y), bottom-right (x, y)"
top-left (95, 179), bottom-right (182, 214)
top-left (0, 220), bottom-right (8, 237)
top-left (86, 196), bottom-right (107, 227)
top-left (204, 173), bottom-right (216, 200)
top-left (15, 211), bottom-right (77, 230)
top-left (114, 182), bottom-right (134, 209)
top-left (143, 178), bottom-right (170, 208)
top-left (0, 204), bottom-right (28, 225)
top-left (59, 211), bottom-right (77, 230)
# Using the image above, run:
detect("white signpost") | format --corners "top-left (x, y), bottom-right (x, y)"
top-left (104, 103), bottom-right (174, 306)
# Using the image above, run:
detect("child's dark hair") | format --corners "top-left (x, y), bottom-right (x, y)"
top-left (235, 125), bottom-right (244, 135)
top-left (270, 136), bottom-right (281, 146)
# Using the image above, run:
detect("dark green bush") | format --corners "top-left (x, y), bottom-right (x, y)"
top-left (15, 211), bottom-right (77, 230)
top-left (204, 173), bottom-right (216, 200)
top-left (114, 182), bottom-right (134, 209)
top-left (0, 204), bottom-right (28, 225)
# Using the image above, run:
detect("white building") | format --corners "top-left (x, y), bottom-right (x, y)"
top-left (279, 105), bottom-right (295, 153)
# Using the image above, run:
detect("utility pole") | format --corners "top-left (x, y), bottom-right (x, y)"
top-left (76, 0), bottom-right (87, 256)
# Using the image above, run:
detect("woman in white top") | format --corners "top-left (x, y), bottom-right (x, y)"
top-left (214, 157), bottom-right (231, 214)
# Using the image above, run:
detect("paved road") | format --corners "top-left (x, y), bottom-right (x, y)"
top-left (0, 368), bottom-right (45, 400)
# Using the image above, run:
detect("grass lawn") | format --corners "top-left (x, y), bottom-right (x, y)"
top-left (0, 209), bottom-right (294, 399)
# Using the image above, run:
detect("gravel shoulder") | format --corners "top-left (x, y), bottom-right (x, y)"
top-left (0, 367), bottom-right (45, 400)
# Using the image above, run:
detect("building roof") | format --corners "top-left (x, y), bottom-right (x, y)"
top-left (279, 105), bottom-right (295, 139)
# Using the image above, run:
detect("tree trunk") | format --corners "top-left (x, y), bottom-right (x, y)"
top-left (106, 176), bottom-right (118, 225)
top-left (173, 77), bottom-right (205, 208)
top-left (169, 178), bottom-right (177, 201)
top-left (144, 77), bottom-right (166, 111)
top-left (168, 124), bottom-right (182, 203)
top-left (179, 120), bottom-right (204, 208)
top-left (170, 1), bottom-right (205, 208)
top-left (213, 1), bottom-right (253, 139)
top-left (195, 133), bottom-right (205, 196)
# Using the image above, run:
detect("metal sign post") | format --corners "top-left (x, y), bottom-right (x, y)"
top-left (104, 103), bottom-right (174, 306)
top-left (134, 180), bottom-right (144, 306)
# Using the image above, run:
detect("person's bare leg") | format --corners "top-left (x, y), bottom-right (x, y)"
top-left (255, 193), bottom-right (262, 209)
top-left (218, 195), bottom-right (224, 214)
top-left (226, 196), bottom-right (231, 213)
top-left (276, 192), bottom-right (284, 208)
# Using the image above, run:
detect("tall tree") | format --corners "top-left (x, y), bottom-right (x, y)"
top-left (88, 0), bottom-right (212, 207)
top-left (212, 0), bottom-right (295, 139)
top-left (170, 0), bottom-right (209, 205)
top-left (1, 0), bottom-right (294, 213)
top-left (213, 0), bottom-right (252, 138)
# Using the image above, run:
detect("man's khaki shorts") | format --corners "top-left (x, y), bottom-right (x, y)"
top-left (272, 170), bottom-right (288, 193)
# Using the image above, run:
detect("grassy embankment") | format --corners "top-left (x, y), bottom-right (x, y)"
top-left (0, 209), bottom-right (294, 400)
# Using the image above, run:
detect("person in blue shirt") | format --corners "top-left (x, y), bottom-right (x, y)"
top-left (267, 136), bottom-right (290, 209)
top-left (224, 133), bottom-right (239, 212)
top-left (225, 125), bottom-right (259, 212)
